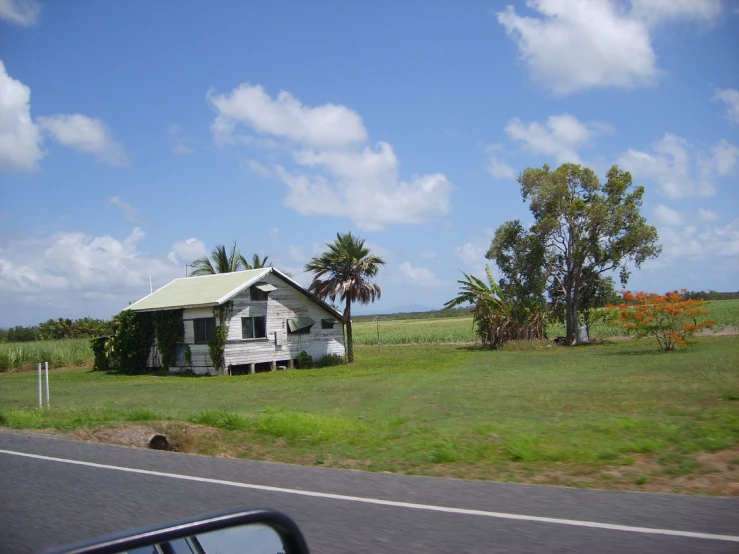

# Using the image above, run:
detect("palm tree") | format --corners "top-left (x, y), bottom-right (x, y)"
top-left (190, 241), bottom-right (244, 275)
top-left (305, 232), bottom-right (385, 363)
top-left (444, 266), bottom-right (544, 348)
top-left (239, 253), bottom-right (271, 270)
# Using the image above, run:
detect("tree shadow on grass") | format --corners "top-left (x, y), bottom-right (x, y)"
top-left (605, 348), bottom-right (691, 357)
top-left (454, 344), bottom-right (491, 352)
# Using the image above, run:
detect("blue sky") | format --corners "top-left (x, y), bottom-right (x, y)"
top-left (1, 0), bottom-right (738, 327)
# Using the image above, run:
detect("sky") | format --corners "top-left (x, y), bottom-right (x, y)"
top-left (0, 0), bottom-right (738, 327)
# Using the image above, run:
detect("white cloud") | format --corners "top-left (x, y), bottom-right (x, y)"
top-left (167, 238), bottom-right (207, 265)
top-left (268, 227), bottom-right (279, 239)
top-left (505, 114), bottom-right (603, 164)
top-left (454, 242), bottom-right (486, 270)
top-left (710, 139), bottom-right (739, 175)
top-left (168, 124), bottom-right (194, 155)
top-left (107, 196), bottom-right (148, 226)
top-left (0, 60), bottom-right (43, 172)
top-left (211, 83), bottom-right (452, 230)
top-left (0, 229), bottom-right (211, 325)
top-left (714, 88), bottom-right (739, 125)
top-left (498, 0), bottom-right (657, 94)
top-left (630, 0), bottom-right (722, 24)
top-left (653, 204), bottom-right (682, 226)
top-left (653, 204), bottom-right (724, 229)
top-left (38, 114), bottom-right (129, 166)
top-left (275, 158), bottom-right (451, 231)
top-left (698, 208), bottom-right (718, 223)
top-left (647, 219), bottom-right (739, 267)
top-left (0, 0), bottom-right (40, 26)
top-left (208, 83), bottom-right (367, 149)
top-left (619, 133), bottom-right (738, 199)
top-left (485, 143), bottom-right (516, 179)
top-left (397, 262), bottom-right (440, 287)
top-left (242, 159), bottom-right (272, 177)
top-left (498, 1), bottom-right (722, 95)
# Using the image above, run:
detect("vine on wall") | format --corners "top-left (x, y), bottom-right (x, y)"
top-left (153, 309), bottom-right (184, 371)
top-left (209, 301), bottom-right (234, 374)
top-left (109, 310), bottom-right (154, 374)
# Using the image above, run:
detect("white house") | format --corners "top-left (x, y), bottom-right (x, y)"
top-left (126, 268), bottom-right (345, 374)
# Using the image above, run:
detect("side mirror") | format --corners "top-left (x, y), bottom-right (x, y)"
top-left (49, 508), bottom-right (309, 554)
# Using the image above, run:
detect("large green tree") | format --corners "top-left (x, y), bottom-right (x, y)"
top-left (486, 219), bottom-right (547, 322)
top-left (304, 232), bottom-right (385, 363)
top-left (498, 163), bottom-right (661, 344)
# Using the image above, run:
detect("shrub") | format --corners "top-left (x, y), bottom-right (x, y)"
top-left (90, 336), bottom-right (110, 371)
top-left (316, 353), bottom-right (345, 368)
top-left (607, 290), bottom-right (715, 351)
top-left (296, 350), bottom-right (313, 369)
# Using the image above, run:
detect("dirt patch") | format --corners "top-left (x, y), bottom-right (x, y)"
top-left (698, 325), bottom-right (739, 337)
top-left (68, 422), bottom-right (223, 454)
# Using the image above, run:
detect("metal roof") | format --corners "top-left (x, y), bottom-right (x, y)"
top-left (127, 269), bottom-right (269, 311)
top-left (125, 268), bottom-right (345, 321)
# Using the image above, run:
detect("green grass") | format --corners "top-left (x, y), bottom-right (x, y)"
top-left (355, 299), bottom-right (739, 345)
top-left (1, 336), bottom-right (738, 492)
top-left (0, 339), bottom-right (92, 372)
top-left (353, 316), bottom-right (477, 345)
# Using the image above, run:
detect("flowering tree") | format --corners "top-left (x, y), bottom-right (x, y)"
top-left (607, 290), bottom-right (714, 351)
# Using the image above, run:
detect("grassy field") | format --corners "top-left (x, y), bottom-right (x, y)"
top-left (0, 339), bottom-right (91, 372)
top-left (1, 337), bottom-right (738, 494)
top-left (1, 299), bottom-right (736, 371)
top-left (354, 298), bottom-right (739, 346)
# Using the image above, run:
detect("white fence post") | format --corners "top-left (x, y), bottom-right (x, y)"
top-left (37, 362), bottom-right (42, 410)
top-left (44, 361), bottom-right (50, 408)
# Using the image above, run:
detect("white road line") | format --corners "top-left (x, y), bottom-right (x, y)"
top-left (1, 448), bottom-right (738, 543)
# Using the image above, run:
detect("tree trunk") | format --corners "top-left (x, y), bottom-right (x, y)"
top-left (565, 276), bottom-right (578, 345)
top-left (566, 275), bottom-right (582, 345)
top-left (344, 298), bottom-right (354, 363)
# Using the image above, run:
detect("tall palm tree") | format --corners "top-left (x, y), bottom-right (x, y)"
top-left (190, 241), bottom-right (244, 275)
top-left (239, 253), bottom-right (271, 270)
top-left (305, 232), bottom-right (385, 363)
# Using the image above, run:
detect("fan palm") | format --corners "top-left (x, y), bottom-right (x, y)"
top-left (190, 241), bottom-right (244, 276)
top-left (305, 232), bottom-right (385, 363)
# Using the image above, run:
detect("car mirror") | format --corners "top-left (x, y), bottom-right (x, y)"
top-left (49, 508), bottom-right (309, 554)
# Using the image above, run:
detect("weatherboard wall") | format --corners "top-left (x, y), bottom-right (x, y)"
top-left (223, 272), bottom-right (345, 368)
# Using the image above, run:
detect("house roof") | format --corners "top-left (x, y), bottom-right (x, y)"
top-left (127, 269), bottom-right (269, 311)
top-left (125, 268), bottom-right (344, 320)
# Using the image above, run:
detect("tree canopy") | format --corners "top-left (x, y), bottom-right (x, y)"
top-left (493, 163), bottom-right (661, 344)
top-left (190, 241), bottom-right (270, 275)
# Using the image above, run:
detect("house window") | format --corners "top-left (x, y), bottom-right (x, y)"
top-left (321, 319), bottom-right (337, 329)
top-left (194, 318), bottom-right (216, 343)
top-left (242, 316), bottom-right (267, 339)
top-left (250, 282), bottom-right (277, 301)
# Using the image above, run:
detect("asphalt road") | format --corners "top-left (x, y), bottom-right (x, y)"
top-left (1, 431), bottom-right (738, 553)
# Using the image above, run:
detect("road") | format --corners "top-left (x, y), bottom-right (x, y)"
top-left (1, 432), bottom-right (737, 553)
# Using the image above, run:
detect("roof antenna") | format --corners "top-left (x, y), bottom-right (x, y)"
top-left (149, 275), bottom-right (153, 294)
